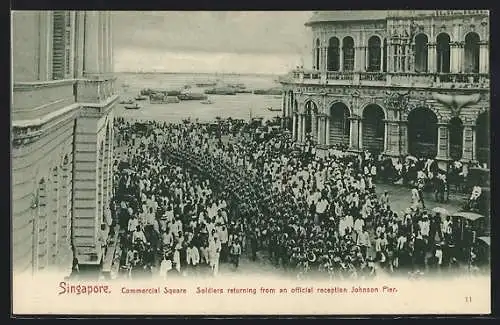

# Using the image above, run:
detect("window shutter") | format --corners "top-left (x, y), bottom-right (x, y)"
top-left (52, 11), bottom-right (67, 80)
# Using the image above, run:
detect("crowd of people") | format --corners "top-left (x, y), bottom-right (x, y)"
top-left (109, 117), bottom-right (488, 281)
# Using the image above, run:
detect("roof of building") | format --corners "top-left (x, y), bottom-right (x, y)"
top-left (305, 11), bottom-right (389, 26)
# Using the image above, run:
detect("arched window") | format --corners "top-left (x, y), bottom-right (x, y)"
top-left (342, 37), bottom-right (355, 71)
top-left (464, 32), bottom-right (480, 73)
top-left (329, 103), bottom-right (351, 146)
top-left (367, 36), bottom-right (381, 72)
top-left (362, 104), bottom-right (385, 153)
top-left (315, 39), bottom-right (320, 70)
top-left (327, 37), bottom-right (340, 71)
top-left (437, 33), bottom-right (451, 73)
top-left (414, 34), bottom-right (428, 72)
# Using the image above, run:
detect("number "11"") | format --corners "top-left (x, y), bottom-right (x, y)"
top-left (465, 296), bottom-right (472, 303)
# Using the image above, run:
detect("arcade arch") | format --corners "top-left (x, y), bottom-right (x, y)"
top-left (407, 107), bottom-right (438, 158)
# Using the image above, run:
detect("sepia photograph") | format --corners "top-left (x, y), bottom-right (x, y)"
top-left (11, 10), bottom-right (491, 315)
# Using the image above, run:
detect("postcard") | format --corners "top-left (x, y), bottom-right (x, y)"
top-left (11, 10), bottom-right (491, 315)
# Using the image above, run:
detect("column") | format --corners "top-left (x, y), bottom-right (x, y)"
top-left (339, 47), bottom-right (344, 72)
top-left (450, 43), bottom-right (459, 73)
top-left (457, 42), bottom-right (464, 72)
top-left (358, 119), bottom-right (363, 150)
top-left (38, 11), bottom-right (53, 80)
top-left (107, 12), bottom-right (112, 74)
top-left (311, 111), bottom-right (317, 142)
top-left (301, 114), bottom-right (307, 141)
top-left (84, 11), bottom-right (100, 75)
top-left (380, 45), bottom-right (384, 72)
top-left (399, 122), bottom-right (408, 156)
top-left (325, 117), bottom-right (331, 146)
top-left (74, 11), bottom-right (85, 78)
top-left (99, 13), bottom-right (106, 73)
top-left (297, 115), bottom-right (303, 142)
top-left (317, 116), bottom-right (323, 144)
top-left (479, 42), bottom-right (489, 73)
top-left (383, 120), bottom-right (388, 153)
top-left (349, 117), bottom-right (360, 150)
top-left (292, 114), bottom-right (297, 141)
top-left (387, 42), bottom-right (393, 73)
top-left (364, 46), bottom-right (369, 71)
top-left (322, 46), bottom-right (328, 71)
top-left (428, 43), bottom-right (436, 73)
top-left (437, 123), bottom-right (450, 160)
top-left (356, 46), bottom-right (365, 72)
top-left (409, 42), bottom-right (415, 72)
top-left (462, 125), bottom-right (475, 161)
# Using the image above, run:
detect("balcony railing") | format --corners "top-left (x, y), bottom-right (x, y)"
top-left (326, 71), bottom-right (354, 81)
top-left (282, 70), bottom-right (489, 90)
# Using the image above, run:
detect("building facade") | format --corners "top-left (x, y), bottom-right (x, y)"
top-left (11, 11), bottom-right (117, 275)
top-left (280, 10), bottom-right (490, 167)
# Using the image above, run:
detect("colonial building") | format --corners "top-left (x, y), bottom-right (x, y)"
top-left (280, 10), bottom-right (489, 168)
top-left (11, 11), bottom-right (117, 275)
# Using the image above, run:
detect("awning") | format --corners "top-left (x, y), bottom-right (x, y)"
top-left (452, 211), bottom-right (486, 221)
top-left (477, 236), bottom-right (490, 246)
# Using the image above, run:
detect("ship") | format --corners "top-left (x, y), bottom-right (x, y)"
top-left (204, 87), bottom-right (237, 95)
top-left (149, 93), bottom-right (180, 104)
top-left (135, 95), bottom-right (149, 101)
top-left (267, 106), bottom-right (281, 112)
top-left (195, 81), bottom-right (217, 87)
top-left (177, 93), bottom-right (208, 101)
top-left (253, 87), bottom-right (283, 96)
top-left (124, 103), bottom-right (142, 110)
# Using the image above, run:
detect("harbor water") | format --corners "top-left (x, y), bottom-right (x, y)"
top-left (115, 72), bottom-right (283, 123)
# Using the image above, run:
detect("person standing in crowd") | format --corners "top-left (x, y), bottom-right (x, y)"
top-left (111, 117), bottom-right (481, 282)
top-left (230, 240), bottom-right (242, 270)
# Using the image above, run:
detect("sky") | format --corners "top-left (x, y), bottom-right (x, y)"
top-left (112, 11), bottom-right (313, 74)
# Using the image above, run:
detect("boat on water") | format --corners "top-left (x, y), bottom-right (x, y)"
top-left (267, 107), bottom-right (281, 112)
top-left (201, 99), bottom-right (214, 104)
top-left (119, 98), bottom-right (135, 104)
top-left (124, 103), bottom-right (142, 110)
top-left (166, 90), bottom-right (181, 96)
top-left (135, 95), bottom-right (148, 101)
top-left (253, 88), bottom-right (283, 96)
top-left (204, 87), bottom-right (237, 95)
top-left (195, 81), bottom-right (217, 87)
top-left (149, 93), bottom-right (180, 104)
top-left (177, 93), bottom-right (208, 101)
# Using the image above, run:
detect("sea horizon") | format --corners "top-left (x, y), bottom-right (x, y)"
top-left (115, 71), bottom-right (284, 78)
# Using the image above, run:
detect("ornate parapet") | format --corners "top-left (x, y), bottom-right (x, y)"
top-left (11, 125), bottom-right (43, 148)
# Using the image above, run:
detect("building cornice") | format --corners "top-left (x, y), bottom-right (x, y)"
top-left (13, 79), bottom-right (77, 91)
